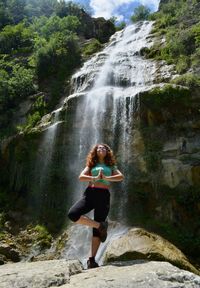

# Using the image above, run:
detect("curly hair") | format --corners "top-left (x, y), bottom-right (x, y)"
top-left (86, 143), bottom-right (116, 168)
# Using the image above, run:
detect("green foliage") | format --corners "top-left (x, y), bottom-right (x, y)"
top-left (131, 5), bottom-right (151, 23)
top-left (116, 21), bottom-right (126, 31)
top-left (0, 22), bottom-right (34, 54)
top-left (175, 55), bottom-right (190, 74)
top-left (0, 0), bottom-right (114, 142)
top-left (172, 73), bottom-right (200, 88)
top-left (7, 0), bottom-right (26, 24)
top-left (149, 0), bottom-right (200, 75)
top-left (25, 0), bottom-right (58, 19)
top-left (142, 85), bottom-right (189, 110)
top-left (82, 38), bottom-right (102, 58)
top-left (33, 224), bottom-right (52, 248)
top-left (33, 31), bottom-right (81, 80)
top-left (9, 64), bottom-right (36, 100)
top-left (0, 1), bottom-right (10, 29)
top-left (0, 64), bottom-right (35, 108)
top-left (55, 0), bottom-right (85, 18)
top-left (109, 17), bottom-right (126, 31)
top-left (16, 95), bottom-right (47, 133)
top-left (0, 0), bottom-right (59, 28)
top-left (30, 15), bottom-right (80, 40)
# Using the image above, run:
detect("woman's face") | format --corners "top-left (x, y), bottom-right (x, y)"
top-left (96, 145), bottom-right (107, 159)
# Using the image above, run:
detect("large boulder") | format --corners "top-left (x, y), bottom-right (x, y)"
top-left (52, 260), bottom-right (200, 288)
top-left (103, 227), bottom-right (199, 275)
top-left (0, 259), bottom-right (82, 288)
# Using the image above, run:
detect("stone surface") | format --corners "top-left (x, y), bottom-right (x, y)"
top-left (103, 227), bottom-right (199, 275)
top-left (0, 259), bottom-right (83, 288)
top-left (51, 261), bottom-right (200, 288)
top-left (0, 243), bottom-right (20, 263)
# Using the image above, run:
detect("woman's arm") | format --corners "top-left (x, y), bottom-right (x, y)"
top-left (102, 169), bottom-right (124, 182)
top-left (79, 166), bottom-right (101, 182)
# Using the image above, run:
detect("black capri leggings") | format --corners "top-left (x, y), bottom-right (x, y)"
top-left (68, 186), bottom-right (110, 237)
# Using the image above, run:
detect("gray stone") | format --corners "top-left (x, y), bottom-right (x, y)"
top-left (0, 259), bottom-right (83, 288)
top-left (51, 261), bottom-right (200, 288)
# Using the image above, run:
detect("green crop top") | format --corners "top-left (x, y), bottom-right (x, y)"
top-left (90, 163), bottom-right (118, 185)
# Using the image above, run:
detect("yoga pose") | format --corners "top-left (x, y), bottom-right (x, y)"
top-left (68, 143), bottom-right (124, 268)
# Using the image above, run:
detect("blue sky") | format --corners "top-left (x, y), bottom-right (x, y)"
top-left (70, 0), bottom-right (160, 22)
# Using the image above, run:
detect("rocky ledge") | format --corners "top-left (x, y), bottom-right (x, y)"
top-left (1, 227), bottom-right (200, 288)
top-left (1, 259), bottom-right (200, 288)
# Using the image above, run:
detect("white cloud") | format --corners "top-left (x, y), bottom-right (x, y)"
top-left (90, 0), bottom-right (160, 19)
top-left (90, 0), bottom-right (132, 19)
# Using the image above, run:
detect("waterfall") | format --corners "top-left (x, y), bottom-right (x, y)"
top-left (67, 21), bottom-right (156, 206)
top-left (58, 21), bottom-right (159, 265)
top-left (34, 21), bottom-right (168, 264)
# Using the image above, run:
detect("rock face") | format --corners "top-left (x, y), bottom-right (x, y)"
top-left (0, 259), bottom-right (82, 288)
top-left (0, 20), bottom-right (200, 264)
top-left (0, 259), bottom-right (200, 288)
top-left (103, 227), bottom-right (199, 275)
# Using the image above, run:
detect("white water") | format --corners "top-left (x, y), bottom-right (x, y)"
top-left (70, 21), bottom-right (156, 205)
top-left (35, 21), bottom-right (171, 264)
top-left (61, 21), bottom-right (158, 264)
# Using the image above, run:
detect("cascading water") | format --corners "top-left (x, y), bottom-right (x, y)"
top-left (35, 21), bottom-right (171, 265)
top-left (58, 21), bottom-right (159, 265)
top-left (67, 21), bottom-right (157, 207)
top-left (31, 107), bottom-right (63, 219)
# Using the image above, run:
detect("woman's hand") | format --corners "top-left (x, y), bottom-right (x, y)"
top-left (102, 170), bottom-right (124, 182)
top-left (94, 169), bottom-right (103, 181)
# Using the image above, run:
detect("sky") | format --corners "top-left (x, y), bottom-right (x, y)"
top-left (71, 0), bottom-right (160, 22)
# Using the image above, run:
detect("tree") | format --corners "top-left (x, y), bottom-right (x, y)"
top-left (34, 32), bottom-right (81, 80)
top-left (7, 0), bottom-right (26, 24)
top-left (131, 5), bottom-right (151, 23)
top-left (0, 1), bottom-right (11, 28)
top-left (0, 22), bottom-right (34, 54)
top-left (30, 15), bottom-right (80, 40)
top-left (55, 1), bottom-right (84, 18)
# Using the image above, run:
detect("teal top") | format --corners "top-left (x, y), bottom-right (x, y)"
top-left (90, 163), bottom-right (118, 186)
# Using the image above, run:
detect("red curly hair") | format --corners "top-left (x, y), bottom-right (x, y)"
top-left (86, 143), bottom-right (116, 168)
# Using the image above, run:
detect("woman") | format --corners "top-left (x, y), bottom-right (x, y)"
top-left (68, 143), bottom-right (124, 269)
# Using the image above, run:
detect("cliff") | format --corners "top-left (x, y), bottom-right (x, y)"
top-left (0, 0), bottom-right (200, 271)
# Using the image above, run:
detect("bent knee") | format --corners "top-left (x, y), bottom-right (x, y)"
top-left (68, 208), bottom-right (80, 222)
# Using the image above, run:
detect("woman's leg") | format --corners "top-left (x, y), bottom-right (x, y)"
top-left (68, 189), bottom-right (101, 229)
top-left (91, 189), bottom-right (110, 258)
top-left (91, 236), bottom-right (101, 257)
top-left (75, 215), bottom-right (100, 229)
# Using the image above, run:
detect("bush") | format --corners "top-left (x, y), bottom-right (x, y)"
top-left (8, 64), bottom-right (36, 101)
top-left (33, 224), bottom-right (52, 248)
top-left (82, 38), bottom-right (102, 58)
top-left (171, 73), bottom-right (200, 88)
top-left (0, 22), bottom-right (34, 54)
top-left (30, 15), bottom-right (80, 40)
top-left (175, 55), bottom-right (190, 74)
top-left (34, 32), bottom-right (81, 80)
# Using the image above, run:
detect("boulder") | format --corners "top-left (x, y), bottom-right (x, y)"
top-left (103, 227), bottom-right (199, 275)
top-left (51, 260), bottom-right (200, 288)
top-left (0, 243), bottom-right (20, 262)
top-left (0, 259), bottom-right (82, 288)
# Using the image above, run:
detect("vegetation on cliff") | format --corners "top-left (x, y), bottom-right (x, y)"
top-left (147, 0), bottom-right (200, 84)
top-left (0, 0), bottom-right (115, 141)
